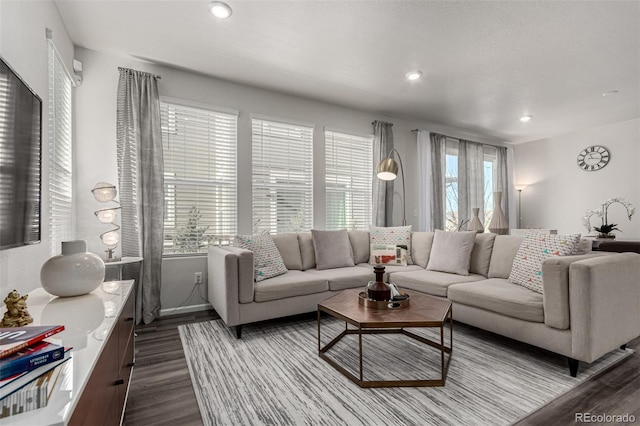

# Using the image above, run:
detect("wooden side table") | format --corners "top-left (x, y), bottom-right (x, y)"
top-left (591, 240), bottom-right (640, 254)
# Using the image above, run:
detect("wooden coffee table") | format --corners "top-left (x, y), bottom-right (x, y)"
top-left (317, 288), bottom-right (452, 387)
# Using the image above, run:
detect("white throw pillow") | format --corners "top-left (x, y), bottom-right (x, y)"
top-left (370, 244), bottom-right (408, 266)
top-left (234, 232), bottom-right (288, 282)
top-left (369, 225), bottom-right (413, 265)
top-left (426, 230), bottom-right (477, 276)
top-left (508, 231), bottom-right (581, 293)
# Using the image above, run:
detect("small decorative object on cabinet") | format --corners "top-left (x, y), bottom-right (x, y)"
top-left (1, 290), bottom-right (33, 327)
top-left (40, 240), bottom-right (105, 297)
top-left (468, 208), bottom-right (484, 233)
top-left (488, 192), bottom-right (509, 235)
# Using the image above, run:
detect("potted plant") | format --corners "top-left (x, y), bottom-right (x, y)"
top-left (593, 223), bottom-right (619, 239)
top-left (583, 197), bottom-right (635, 239)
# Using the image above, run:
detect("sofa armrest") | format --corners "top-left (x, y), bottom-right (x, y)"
top-left (541, 252), bottom-right (610, 330)
top-left (569, 253), bottom-right (640, 362)
top-left (207, 246), bottom-right (255, 327)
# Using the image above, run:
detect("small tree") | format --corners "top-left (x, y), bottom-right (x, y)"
top-left (172, 206), bottom-right (212, 253)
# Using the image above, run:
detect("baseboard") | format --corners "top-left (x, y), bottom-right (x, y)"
top-left (160, 303), bottom-right (213, 317)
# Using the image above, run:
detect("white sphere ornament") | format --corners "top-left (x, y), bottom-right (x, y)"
top-left (41, 240), bottom-right (105, 297)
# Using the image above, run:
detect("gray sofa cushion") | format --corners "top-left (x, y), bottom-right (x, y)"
top-left (348, 230), bottom-right (370, 264)
top-left (488, 235), bottom-right (523, 278)
top-left (426, 230), bottom-right (476, 275)
top-left (306, 266), bottom-right (374, 291)
top-left (391, 269), bottom-right (485, 297)
top-left (272, 233), bottom-right (303, 270)
top-left (469, 233), bottom-right (497, 277)
top-left (448, 278), bottom-right (544, 323)
top-left (254, 270), bottom-right (329, 302)
top-left (411, 232), bottom-right (434, 268)
top-left (297, 233), bottom-right (316, 270)
top-left (312, 229), bottom-right (355, 270)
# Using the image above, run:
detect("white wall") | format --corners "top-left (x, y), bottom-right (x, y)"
top-left (514, 118), bottom-right (640, 238)
top-left (0, 0), bottom-right (74, 296)
top-left (73, 47), bottom-right (498, 311)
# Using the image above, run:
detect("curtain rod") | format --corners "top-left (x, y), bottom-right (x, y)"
top-left (117, 67), bottom-right (162, 80)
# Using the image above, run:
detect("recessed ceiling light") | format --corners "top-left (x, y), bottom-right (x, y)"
top-left (405, 71), bottom-right (423, 81)
top-left (519, 115), bottom-right (533, 122)
top-left (602, 90), bottom-right (619, 97)
top-left (209, 1), bottom-right (232, 19)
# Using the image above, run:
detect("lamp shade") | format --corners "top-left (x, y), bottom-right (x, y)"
top-left (96, 208), bottom-right (118, 224)
top-left (376, 158), bottom-right (398, 180)
top-left (101, 231), bottom-right (120, 247)
top-left (92, 182), bottom-right (117, 202)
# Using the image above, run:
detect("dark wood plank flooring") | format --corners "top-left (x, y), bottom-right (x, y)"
top-left (123, 310), bottom-right (640, 426)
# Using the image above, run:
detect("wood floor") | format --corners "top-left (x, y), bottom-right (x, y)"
top-left (123, 310), bottom-right (640, 426)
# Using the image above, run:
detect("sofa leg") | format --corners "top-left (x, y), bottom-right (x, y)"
top-left (568, 357), bottom-right (579, 377)
top-left (620, 344), bottom-right (627, 350)
top-left (235, 325), bottom-right (243, 339)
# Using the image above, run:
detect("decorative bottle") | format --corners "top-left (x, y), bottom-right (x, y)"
top-left (367, 265), bottom-right (391, 301)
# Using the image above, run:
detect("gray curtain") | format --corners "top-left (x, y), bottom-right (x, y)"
top-left (116, 67), bottom-right (164, 325)
top-left (430, 132), bottom-right (446, 230)
top-left (495, 145), bottom-right (511, 225)
top-left (457, 140), bottom-right (485, 226)
top-left (372, 121), bottom-right (394, 226)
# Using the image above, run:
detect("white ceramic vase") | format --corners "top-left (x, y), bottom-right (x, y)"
top-left (488, 192), bottom-right (509, 235)
top-left (468, 207), bottom-right (484, 233)
top-left (41, 240), bottom-right (105, 297)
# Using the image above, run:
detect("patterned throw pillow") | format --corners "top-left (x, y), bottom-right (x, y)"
top-left (370, 244), bottom-right (408, 266)
top-left (369, 226), bottom-right (413, 265)
top-left (234, 232), bottom-right (288, 282)
top-left (508, 231), bottom-right (581, 293)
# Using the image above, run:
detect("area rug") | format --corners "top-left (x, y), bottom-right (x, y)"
top-left (179, 316), bottom-right (632, 426)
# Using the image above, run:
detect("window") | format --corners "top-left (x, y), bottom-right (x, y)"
top-left (325, 129), bottom-right (373, 230)
top-left (444, 139), bottom-right (497, 231)
top-left (160, 99), bottom-right (237, 254)
top-left (48, 41), bottom-right (73, 255)
top-left (252, 117), bottom-right (313, 233)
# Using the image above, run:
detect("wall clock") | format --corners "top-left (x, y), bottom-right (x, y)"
top-left (577, 145), bottom-right (610, 171)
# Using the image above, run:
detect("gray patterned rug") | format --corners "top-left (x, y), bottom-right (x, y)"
top-left (179, 315), bottom-right (632, 426)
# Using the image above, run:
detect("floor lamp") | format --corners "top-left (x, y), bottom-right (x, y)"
top-left (515, 185), bottom-right (527, 229)
top-left (376, 148), bottom-right (406, 226)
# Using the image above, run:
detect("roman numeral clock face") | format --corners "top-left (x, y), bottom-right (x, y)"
top-left (577, 145), bottom-right (610, 171)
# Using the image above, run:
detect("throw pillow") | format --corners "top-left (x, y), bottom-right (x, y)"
top-left (311, 229), bottom-right (355, 270)
top-left (369, 225), bottom-right (413, 265)
top-left (508, 231), bottom-right (581, 294)
top-left (426, 230), bottom-right (477, 276)
top-left (370, 244), bottom-right (408, 266)
top-left (234, 232), bottom-right (288, 282)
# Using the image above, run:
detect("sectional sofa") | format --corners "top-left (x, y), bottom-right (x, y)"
top-left (207, 230), bottom-right (640, 376)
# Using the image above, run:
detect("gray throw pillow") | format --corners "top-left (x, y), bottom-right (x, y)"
top-left (311, 229), bottom-right (355, 270)
top-left (426, 230), bottom-right (477, 276)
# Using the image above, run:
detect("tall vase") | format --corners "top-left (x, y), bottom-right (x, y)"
top-left (41, 240), bottom-right (105, 297)
top-left (488, 192), bottom-right (509, 235)
top-left (468, 207), bottom-right (484, 233)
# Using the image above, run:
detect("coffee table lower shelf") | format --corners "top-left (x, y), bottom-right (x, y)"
top-left (317, 308), bottom-right (453, 388)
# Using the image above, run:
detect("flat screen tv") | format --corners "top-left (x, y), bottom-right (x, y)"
top-left (0, 56), bottom-right (42, 250)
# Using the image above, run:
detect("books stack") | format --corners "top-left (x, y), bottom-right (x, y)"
top-left (0, 325), bottom-right (70, 418)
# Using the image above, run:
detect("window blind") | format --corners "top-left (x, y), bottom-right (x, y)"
top-left (161, 99), bottom-right (237, 254)
top-left (48, 41), bottom-right (73, 255)
top-left (325, 130), bottom-right (373, 230)
top-left (252, 118), bottom-right (313, 233)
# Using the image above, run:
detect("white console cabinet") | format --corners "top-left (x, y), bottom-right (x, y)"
top-left (4, 280), bottom-right (135, 426)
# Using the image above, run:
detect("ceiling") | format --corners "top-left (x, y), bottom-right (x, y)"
top-left (54, 0), bottom-right (640, 144)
